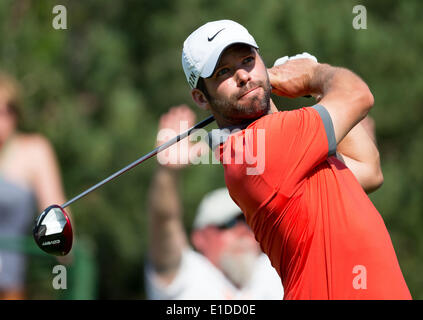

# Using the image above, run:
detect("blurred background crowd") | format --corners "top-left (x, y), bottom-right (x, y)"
top-left (0, 0), bottom-right (422, 299)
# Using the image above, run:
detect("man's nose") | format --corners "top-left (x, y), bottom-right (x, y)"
top-left (235, 68), bottom-right (251, 87)
top-left (233, 221), bottom-right (252, 235)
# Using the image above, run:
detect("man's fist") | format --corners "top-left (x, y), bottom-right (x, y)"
top-left (268, 53), bottom-right (319, 98)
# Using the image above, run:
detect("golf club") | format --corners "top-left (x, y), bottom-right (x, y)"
top-left (33, 115), bottom-right (215, 256)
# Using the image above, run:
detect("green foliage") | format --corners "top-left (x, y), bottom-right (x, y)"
top-left (0, 0), bottom-right (422, 299)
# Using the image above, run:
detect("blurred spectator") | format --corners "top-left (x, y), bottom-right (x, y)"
top-left (144, 105), bottom-right (283, 299)
top-left (0, 72), bottom-right (68, 300)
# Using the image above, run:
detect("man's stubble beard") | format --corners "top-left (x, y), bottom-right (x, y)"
top-left (208, 77), bottom-right (272, 124)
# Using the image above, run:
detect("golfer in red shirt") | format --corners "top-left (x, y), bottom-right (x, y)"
top-left (181, 20), bottom-right (411, 299)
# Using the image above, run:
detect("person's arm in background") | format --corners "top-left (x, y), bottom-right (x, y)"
top-left (148, 165), bottom-right (188, 284)
top-left (147, 105), bottom-right (206, 284)
top-left (268, 59), bottom-right (382, 193)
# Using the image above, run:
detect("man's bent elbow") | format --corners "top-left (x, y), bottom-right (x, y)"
top-left (365, 173), bottom-right (383, 194)
top-left (372, 148), bottom-right (384, 188)
top-left (358, 84), bottom-right (374, 115)
top-left (364, 89), bottom-right (374, 111)
top-left (373, 167), bottom-right (384, 190)
top-left (366, 161), bottom-right (384, 194)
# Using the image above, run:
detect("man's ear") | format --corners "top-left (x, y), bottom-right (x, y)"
top-left (191, 89), bottom-right (210, 110)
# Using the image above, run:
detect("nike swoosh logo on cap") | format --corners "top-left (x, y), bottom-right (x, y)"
top-left (208, 28), bottom-right (225, 41)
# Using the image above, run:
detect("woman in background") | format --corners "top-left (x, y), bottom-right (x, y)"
top-left (0, 72), bottom-right (68, 299)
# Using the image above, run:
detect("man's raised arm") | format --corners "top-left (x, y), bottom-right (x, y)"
top-left (268, 59), bottom-right (381, 192)
top-left (268, 60), bottom-right (374, 144)
top-left (147, 106), bottom-right (196, 284)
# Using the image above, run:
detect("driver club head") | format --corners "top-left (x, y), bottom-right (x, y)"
top-left (33, 205), bottom-right (73, 256)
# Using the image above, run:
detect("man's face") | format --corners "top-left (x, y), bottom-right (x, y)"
top-left (202, 44), bottom-right (271, 125)
top-left (191, 216), bottom-right (261, 288)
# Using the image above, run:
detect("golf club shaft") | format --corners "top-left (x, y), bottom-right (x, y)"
top-left (61, 115), bottom-right (215, 209)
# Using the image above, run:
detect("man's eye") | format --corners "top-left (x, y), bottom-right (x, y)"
top-left (243, 56), bottom-right (254, 64)
top-left (216, 68), bottom-right (230, 77)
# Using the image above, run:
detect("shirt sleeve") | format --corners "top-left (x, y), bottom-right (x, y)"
top-left (260, 105), bottom-right (336, 193)
top-left (312, 104), bottom-right (336, 156)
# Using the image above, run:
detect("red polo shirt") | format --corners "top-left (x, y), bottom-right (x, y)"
top-left (214, 106), bottom-right (411, 299)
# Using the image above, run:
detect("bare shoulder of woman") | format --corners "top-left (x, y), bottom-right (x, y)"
top-left (19, 133), bottom-right (54, 153)
top-left (16, 133), bottom-right (57, 173)
top-left (18, 133), bottom-right (67, 209)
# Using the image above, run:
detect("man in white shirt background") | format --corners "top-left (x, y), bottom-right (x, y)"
top-left (144, 105), bottom-right (283, 300)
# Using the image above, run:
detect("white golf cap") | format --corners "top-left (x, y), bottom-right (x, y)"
top-left (182, 20), bottom-right (259, 89)
top-left (193, 188), bottom-right (243, 230)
